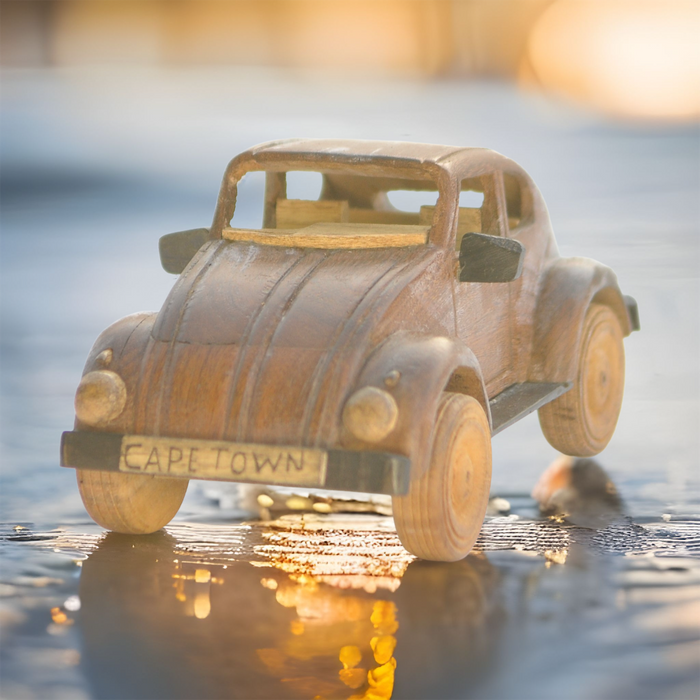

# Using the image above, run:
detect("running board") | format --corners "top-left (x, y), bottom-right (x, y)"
top-left (489, 381), bottom-right (572, 436)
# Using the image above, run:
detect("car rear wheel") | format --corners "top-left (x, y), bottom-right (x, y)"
top-left (392, 392), bottom-right (492, 562)
top-left (77, 470), bottom-right (188, 534)
top-left (539, 303), bottom-right (625, 456)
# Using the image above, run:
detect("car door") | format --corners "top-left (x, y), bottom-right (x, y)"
top-left (453, 171), bottom-right (515, 396)
top-left (501, 168), bottom-right (549, 383)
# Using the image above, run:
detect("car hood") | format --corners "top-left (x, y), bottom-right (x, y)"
top-left (141, 239), bottom-right (442, 447)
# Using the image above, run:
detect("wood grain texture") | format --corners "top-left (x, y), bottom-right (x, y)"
top-left (454, 274), bottom-right (514, 394)
top-left (480, 172), bottom-right (508, 237)
top-left (506, 216), bottom-right (552, 383)
top-left (348, 208), bottom-right (418, 225)
top-left (222, 223), bottom-right (429, 249)
top-left (147, 241), bottom-right (442, 451)
top-left (419, 205), bottom-right (481, 245)
top-left (538, 303), bottom-right (625, 456)
top-left (528, 258), bottom-right (632, 384)
top-left (77, 470), bottom-right (188, 535)
top-left (345, 331), bottom-right (488, 483)
top-left (392, 393), bottom-right (492, 561)
top-left (275, 198), bottom-right (349, 228)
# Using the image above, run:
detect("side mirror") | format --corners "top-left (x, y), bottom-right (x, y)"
top-left (458, 232), bottom-right (525, 283)
top-left (159, 228), bottom-right (210, 274)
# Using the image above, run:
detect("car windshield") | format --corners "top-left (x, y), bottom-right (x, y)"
top-left (223, 169), bottom-right (444, 249)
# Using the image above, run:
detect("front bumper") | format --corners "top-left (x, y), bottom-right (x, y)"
top-left (60, 430), bottom-right (411, 496)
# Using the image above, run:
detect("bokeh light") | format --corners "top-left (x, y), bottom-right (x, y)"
top-left (526, 0), bottom-right (700, 120)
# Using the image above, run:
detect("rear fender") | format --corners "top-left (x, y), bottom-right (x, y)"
top-left (343, 332), bottom-right (489, 481)
top-left (528, 257), bottom-right (632, 383)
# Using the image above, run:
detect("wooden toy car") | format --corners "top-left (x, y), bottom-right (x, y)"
top-left (60, 140), bottom-right (639, 561)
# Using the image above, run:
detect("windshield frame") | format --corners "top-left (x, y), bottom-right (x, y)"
top-left (211, 152), bottom-right (458, 249)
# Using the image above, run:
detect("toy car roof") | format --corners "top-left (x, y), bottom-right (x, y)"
top-left (250, 138), bottom-right (468, 163)
top-left (234, 138), bottom-right (513, 180)
top-left (212, 139), bottom-right (532, 237)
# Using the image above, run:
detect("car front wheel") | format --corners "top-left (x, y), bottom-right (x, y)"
top-left (392, 392), bottom-right (492, 562)
top-left (77, 470), bottom-right (188, 534)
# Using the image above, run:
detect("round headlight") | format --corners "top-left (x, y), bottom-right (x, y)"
top-left (75, 370), bottom-right (127, 427)
top-left (342, 386), bottom-right (399, 443)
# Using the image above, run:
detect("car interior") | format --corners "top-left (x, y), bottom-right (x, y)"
top-left (222, 170), bottom-right (522, 248)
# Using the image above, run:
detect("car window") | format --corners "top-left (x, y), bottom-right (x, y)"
top-left (225, 170), bottom-right (441, 249)
top-left (386, 189), bottom-right (439, 212)
top-left (279, 172), bottom-right (440, 228)
top-left (285, 171), bottom-right (323, 200)
top-left (454, 177), bottom-right (488, 249)
top-left (459, 190), bottom-right (485, 208)
top-left (229, 172), bottom-right (265, 229)
top-left (454, 173), bottom-right (511, 249)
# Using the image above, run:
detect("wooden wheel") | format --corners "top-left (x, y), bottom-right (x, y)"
top-left (392, 393), bottom-right (492, 562)
top-left (539, 303), bottom-right (625, 456)
top-left (77, 470), bottom-right (188, 535)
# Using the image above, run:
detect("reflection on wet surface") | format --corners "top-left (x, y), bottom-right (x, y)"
top-left (532, 456), bottom-right (624, 529)
top-left (2, 516), bottom-right (699, 699)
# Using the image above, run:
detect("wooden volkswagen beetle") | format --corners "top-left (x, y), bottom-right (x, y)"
top-left (61, 140), bottom-right (639, 561)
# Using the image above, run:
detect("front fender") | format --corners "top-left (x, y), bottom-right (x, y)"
top-left (342, 332), bottom-right (489, 481)
top-left (528, 257), bottom-right (632, 383)
top-left (75, 312), bottom-right (157, 434)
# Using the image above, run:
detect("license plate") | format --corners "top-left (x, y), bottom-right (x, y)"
top-left (118, 435), bottom-right (328, 487)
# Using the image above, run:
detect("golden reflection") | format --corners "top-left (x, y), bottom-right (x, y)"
top-left (260, 577), bottom-right (278, 590)
top-left (340, 645), bottom-right (363, 668)
top-left (254, 517), bottom-right (414, 593)
top-left (257, 582), bottom-right (400, 698)
top-left (371, 635), bottom-right (397, 665)
top-left (525, 0), bottom-right (700, 120)
top-left (256, 575), bottom-right (398, 697)
top-left (194, 592), bottom-right (211, 620)
top-left (290, 619), bottom-right (305, 635)
top-left (250, 521), bottom-right (405, 699)
top-left (194, 568), bottom-right (211, 583)
top-left (545, 549), bottom-right (569, 566)
top-left (340, 667), bottom-right (367, 689)
top-left (171, 563), bottom-right (223, 619)
top-left (370, 601), bottom-right (399, 635)
top-left (257, 493), bottom-right (275, 508)
top-left (75, 528), bottom-right (498, 699)
top-left (50, 607), bottom-right (72, 625)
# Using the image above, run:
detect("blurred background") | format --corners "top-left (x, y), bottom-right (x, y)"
top-left (1, 2), bottom-right (699, 700)
top-left (1, 0), bottom-right (699, 120)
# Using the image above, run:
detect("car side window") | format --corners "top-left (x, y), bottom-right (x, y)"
top-left (455, 172), bottom-right (509, 249)
top-left (230, 172), bottom-right (265, 229)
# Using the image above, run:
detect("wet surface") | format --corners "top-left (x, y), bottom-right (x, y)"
top-left (1, 68), bottom-right (699, 698)
top-left (2, 516), bottom-right (700, 699)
